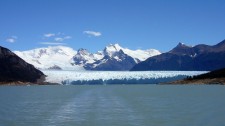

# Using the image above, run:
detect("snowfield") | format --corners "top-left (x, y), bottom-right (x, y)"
top-left (14, 44), bottom-right (161, 71)
top-left (43, 70), bottom-right (207, 85)
top-left (14, 46), bottom-right (84, 70)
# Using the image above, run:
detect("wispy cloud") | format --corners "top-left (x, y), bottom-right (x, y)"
top-left (40, 33), bottom-right (72, 45)
top-left (43, 32), bottom-right (72, 41)
top-left (83, 31), bottom-right (102, 37)
top-left (54, 36), bottom-right (72, 42)
top-left (64, 36), bottom-right (72, 39)
top-left (6, 36), bottom-right (17, 43)
top-left (44, 33), bottom-right (55, 38)
top-left (54, 37), bottom-right (64, 42)
top-left (39, 42), bottom-right (66, 45)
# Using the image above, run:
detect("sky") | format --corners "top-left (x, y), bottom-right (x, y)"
top-left (0, 0), bottom-right (225, 53)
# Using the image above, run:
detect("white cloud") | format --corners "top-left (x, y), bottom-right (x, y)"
top-left (83, 31), bottom-right (102, 37)
top-left (39, 42), bottom-right (66, 45)
top-left (43, 32), bottom-right (72, 41)
top-left (6, 36), bottom-right (17, 43)
top-left (54, 37), bottom-right (64, 42)
top-left (54, 36), bottom-right (72, 42)
top-left (64, 36), bottom-right (72, 39)
top-left (44, 33), bottom-right (55, 38)
top-left (41, 33), bottom-right (72, 45)
top-left (6, 38), bottom-right (16, 43)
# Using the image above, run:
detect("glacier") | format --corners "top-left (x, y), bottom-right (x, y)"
top-left (43, 70), bottom-right (207, 85)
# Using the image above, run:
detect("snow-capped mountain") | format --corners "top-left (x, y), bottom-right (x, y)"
top-left (14, 46), bottom-right (84, 70)
top-left (72, 48), bottom-right (103, 65)
top-left (102, 44), bottom-right (161, 63)
top-left (73, 43), bottom-right (161, 65)
top-left (14, 44), bottom-right (161, 71)
top-left (85, 49), bottom-right (137, 70)
top-left (74, 44), bottom-right (161, 70)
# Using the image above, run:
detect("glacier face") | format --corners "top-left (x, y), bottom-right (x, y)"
top-left (43, 70), bottom-right (207, 85)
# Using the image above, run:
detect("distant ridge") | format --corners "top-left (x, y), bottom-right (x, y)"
top-left (131, 39), bottom-right (225, 71)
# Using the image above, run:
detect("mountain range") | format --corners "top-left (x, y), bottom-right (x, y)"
top-left (14, 44), bottom-right (161, 71)
top-left (12, 39), bottom-right (225, 71)
top-left (2, 39), bottom-right (225, 84)
top-left (131, 39), bottom-right (225, 71)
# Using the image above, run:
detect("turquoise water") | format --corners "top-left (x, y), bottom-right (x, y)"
top-left (0, 85), bottom-right (225, 126)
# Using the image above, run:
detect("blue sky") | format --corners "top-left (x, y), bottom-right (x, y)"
top-left (0, 0), bottom-right (225, 53)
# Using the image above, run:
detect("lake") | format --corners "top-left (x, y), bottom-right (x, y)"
top-left (0, 85), bottom-right (225, 126)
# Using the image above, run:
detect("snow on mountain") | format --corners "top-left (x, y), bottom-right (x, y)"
top-left (80, 44), bottom-right (161, 70)
top-left (73, 43), bottom-right (160, 67)
top-left (121, 48), bottom-right (160, 63)
top-left (14, 44), bottom-right (161, 71)
top-left (14, 46), bottom-right (84, 70)
top-left (103, 43), bottom-right (161, 63)
top-left (85, 49), bottom-right (137, 70)
top-left (72, 48), bottom-right (103, 65)
top-left (103, 44), bottom-right (122, 57)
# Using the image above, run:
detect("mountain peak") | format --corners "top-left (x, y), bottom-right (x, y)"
top-left (176, 42), bottom-right (189, 47)
top-left (169, 42), bottom-right (193, 55)
top-left (104, 43), bottom-right (123, 56)
top-left (215, 39), bottom-right (225, 47)
top-left (106, 43), bottom-right (122, 50)
top-left (77, 48), bottom-right (90, 55)
top-left (113, 43), bottom-right (121, 48)
top-left (173, 42), bottom-right (194, 49)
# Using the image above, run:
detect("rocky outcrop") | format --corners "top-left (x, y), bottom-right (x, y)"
top-left (0, 46), bottom-right (45, 84)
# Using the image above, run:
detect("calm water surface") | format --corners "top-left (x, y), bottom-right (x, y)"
top-left (0, 85), bottom-right (225, 126)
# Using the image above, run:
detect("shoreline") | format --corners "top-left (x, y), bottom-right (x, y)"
top-left (0, 81), bottom-right (60, 86)
top-left (163, 78), bottom-right (225, 85)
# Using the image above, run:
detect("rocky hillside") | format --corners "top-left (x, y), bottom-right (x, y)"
top-left (131, 40), bottom-right (225, 71)
top-left (0, 46), bottom-right (45, 84)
